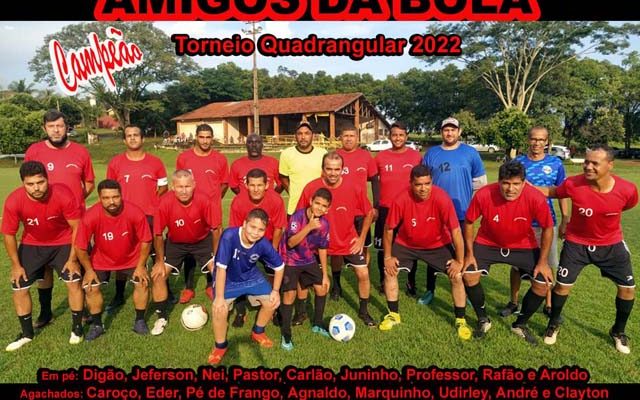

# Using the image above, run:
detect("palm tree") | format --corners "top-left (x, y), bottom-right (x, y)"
top-left (8, 79), bottom-right (35, 94)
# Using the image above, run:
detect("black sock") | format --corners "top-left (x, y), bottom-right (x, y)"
top-left (387, 300), bottom-right (399, 313)
top-left (613, 297), bottom-right (634, 333)
top-left (206, 272), bottom-right (213, 286)
top-left (332, 270), bottom-right (342, 289)
top-left (514, 289), bottom-right (545, 326)
top-left (215, 340), bottom-right (228, 349)
top-left (377, 251), bottom-right (385, 286)
top-left (407, 264), bottom-right (417, 288)
top-left (454, 306), bottom-right (465, 319)
top-left (235, 297), bottom-right (247, 316)
top-left (295, 297), bottom-right (307, 315)
top-left (313, 295), bottom-right (327, 326)
top-left (184, 259), bottom-right (195, 290)
top-left (359, 298), bottom-right (369, 315)
top-left (156, 300), bottom-right (169, 319)
top-left (115, 279), bottom-right (126, 300)
top-left (91, 312), bottom-right (103, 326)
top-left (18, 313), bottom-right (34, 338)
top-left (280, 303), bottom-right (294, 341)
top-left (71, 310), bottom-right (83, 333)
top-left (466, 283), bottom-right (487, 319)
top-left (37, 288), bottom-right (53, 319)
top-left (426, 265), bottom-right (437, 292)
top-left (550, 291), bottom-right (569, 325)
top-left (135, 309), bottom-right (146, 321)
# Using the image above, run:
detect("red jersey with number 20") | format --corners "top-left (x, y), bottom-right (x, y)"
top-left (556, 174), bottom-right (638, 246)
top-left (374, 148), bottom-right (422, 207)
top-left (466, 183), bottom-right (553, 249)
top-left (154, 193), bottom-right (221, 243)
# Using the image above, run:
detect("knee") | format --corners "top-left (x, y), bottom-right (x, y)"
top-left (553, 284), bottom-right (571, 296)
top-left (531, 283), bottom-right (547, 297)
top-left (618, 287), bottom-right (635, 300)
top-left (463, 274), bottom-right (478, 287)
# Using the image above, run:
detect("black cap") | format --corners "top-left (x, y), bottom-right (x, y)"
top-left (297, 120), bottom-right (313, 131)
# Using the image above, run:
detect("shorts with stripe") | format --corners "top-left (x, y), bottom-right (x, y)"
top-left (557, 240), bottom-right (635, 287)
top-left (13, 244), bottom-right (78, 289)
top-left (164, 233), bottom-right (214, 275)
top-left (464, 243), bottom-right (546, 284)
top-left (282, 262), bottom-right (323, 291)
top-left (393, 243), bottom-right (455, 274)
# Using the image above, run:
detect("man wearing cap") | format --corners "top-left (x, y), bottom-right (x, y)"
top-left (419, 117), bottom-right (487, 305)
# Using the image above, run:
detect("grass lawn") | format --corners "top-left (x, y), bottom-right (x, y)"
top-left (0, 136), bottom-right (639, 383)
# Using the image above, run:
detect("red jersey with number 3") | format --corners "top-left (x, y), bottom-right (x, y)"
top-left (154, 193), bottom-right (221, 243)
top-left (176, 149), bottom-right (229, 200)
top-left (229, 155), bottom-right (281, 193)
top-left (107, 153), bottom-right (167, 216)
top-left (2, 184), bottom-right (80, 246)
top-left (374, 148), bottom-right (422, 207)
top-left (466, 183), bottom-right (553, 249)
top-left (229, 190), bottom-right (286, 241)
top-left (297, 178), bottom-right (372, 255)
top-left (25, 141), bottom-right (95, 210)
top-left (386, 187), bottom-right (459, 250)
top-left (75, 202), bottom-right (151, 271)
top-left (556, 175), bottom-right (638, 246)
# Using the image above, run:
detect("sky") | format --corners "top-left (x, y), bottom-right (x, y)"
top-left (0, 21), bottom-right (638, 92)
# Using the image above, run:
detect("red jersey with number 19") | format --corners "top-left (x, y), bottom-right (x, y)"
top-left (556, 174), bottom-right (638, 246)
top-left (75, 202), bottom-right (151, 271)
top-left (374, 148), bottom-right (422, 207)
top-left (229, 190), bottom-right (286, 241)
top-left (466, 183), bottom-right (553, 249)
top-left (1, 184), bottom-right (80, 246)
top-left (229, 155), bottom-right (281, 193)
top-left (154, 193), bottom-right (221, 243)
top-left (176, 149), bottom-right (229, 200)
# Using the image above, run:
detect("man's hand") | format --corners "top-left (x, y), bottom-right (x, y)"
top-left (269, 290), bottom-right (281, 310)
top-left (384, 256), bottom-right (399, 277)
top-left (151, 262), bottom-right (167, 280)
top-left (62, 260), bottom-right (81, 279)
top-left (446, 259), bottom-right (463, 280)
top-left (321, 273), bottom-right (330, 293)
top-left (349, 237), bottom-right (364, 255)
top-left (559, 220), bottom-right (568, 240)
top-left (534, 262), bottom-right (554, 286)
top-left (82, 269), bottom-right (100, 292)
top-left (133, 266), bottom-right (150, 287)
top-left (10, 265), bottom-right (28, 288)
top-left (213, 297), bottom-right (228, 315)
top-left (307, 217), bottom-right (322, 231)
top-left (464, 256), bottom-right (478, 272)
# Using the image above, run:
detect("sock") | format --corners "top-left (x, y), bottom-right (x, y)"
top-left (184, 259), bottom-right (195, 290)
top-left (550, 291), bottom-right (569, 325)
top-left (135, 309), bottom-right (146, 321)
top-left (313, 295), bottom-right (327, 326)
top-left (37, 288), bottom-right (53, 319)
top-left (115, 279), bottom-right (126, 300)
top-left (332, 270), bottom-right (342, 289)
top-left (206, 272), bottom-right (213, 286)
top-left (514, 289), bottom-right (545, 326)
top-left (295, 297), bottom-right (307, 315)
top-left (466, 283), bottom-right (487, 319)
top-left (407, 264), bottom-right (417, 289)
top-left (387, 300), bottom-right (399, 313)
top-left (91, 312), bottom-right (103, 326)
top-left (19, 313), bottom-right (34, 338)
top-left (612, 297), bottom-right (634, 333)
top-left (426, 265), bottom-right (437, 292)
top-left (280, 303), bottom-right (294, 341)
top-left (235, 297), bottom-right (247, 316)
top-left (359, 298), bottom-right (369, 315)
top-left (156, 300), bottom-right (169, 319)
top-left (71, 310), bottom-right (83, 333)
top-left (215, 340), bottom-right (228, 349)
top-left (377, 251), bottom-right (385, 286)
top-left (252, 325), bottom-right (265, 334)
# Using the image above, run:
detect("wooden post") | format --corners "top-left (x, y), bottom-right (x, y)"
top-left (374, 118), bottom-right (379, 140)
top-left (273, 115), bottom-right (280, 139)
top-left (247, 116), bottom-right (253, 135)
top-left (354, 99), bottom-right (361, 139)
top-left (329, 112), bottom-right (335, 140)
top-left (223, 119), bottom-right (229, 144)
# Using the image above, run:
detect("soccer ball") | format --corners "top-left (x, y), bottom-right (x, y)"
top-left (181, 304), bottom-right (208, 331)
top-left (329, 313), bottom-right (356, 342)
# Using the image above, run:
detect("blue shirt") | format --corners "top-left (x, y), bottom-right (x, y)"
top-left (214, 227), bottom-right (284, 293)
top-left (515, 154), bottom-right (566, 226)
top-left (423, 144), bottom-right (485, 220)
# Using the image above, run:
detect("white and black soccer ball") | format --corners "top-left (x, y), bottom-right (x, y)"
top-left (329, 313), bottom-right (356, 342)
top-left (181, 304), bottom-right (208, 331)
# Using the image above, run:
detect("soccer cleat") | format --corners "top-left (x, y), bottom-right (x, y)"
top-left (511, 324), bottom-right (538, 345)
top-left (358, 312), bottom-right (377, 327)
top-left (105, 297), bottom-right (125, 314)
top-left (132, 319), bottom-right (149, 335)
top-left (34, 315), bottom-right (54, 329)
top-left (379, 312), bottom-right (401, 331)
top-left (311, 325), bottom-right (331, 338)
top-left (232, 313), bottom-right (247, 328)
top-left (417, 290), bottom-right (435, 306)
top-left (405, 281), bottom-right (417, 297)
top-left (151, 318), bottom-right (168, 336)
top-left (291, 312), bottom-right (308, 327)
top-left (610, 330), bottom-right (631, 354)
top-left (86, 324), bottom-right (105, 341)
top-left (455, 318), bottom-right (472, 341)
top-left (251, 331), bottom-right (274, 348)
top-left (330, 286), bottom-right (342, 301)
top-left (205, 286), bottom-right (214, 301)
top-left (475, 318), bottom-right (492, 338)
top-left (69, 331), bottom-right (83, 345)
top-left (280, 336), bottom-right (294, 351)
top-left (6, 334), bottom-right (33, 351)
top-left (179, 289), bottom-right (195, 304)
top-left (499, 302), bottom-right (519, 317)
top-left (544, 324), bottom-right (560, 345)
top-left (207, 347), bottom-right (227, 365)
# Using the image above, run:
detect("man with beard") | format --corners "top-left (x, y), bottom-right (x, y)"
top-left (229, 134), bottom-right (282, 194)
top-left (25, 110), bottom-right (95, 330)
top-left (75, 180), bottom-right (152, 340)
top-left (176, 124), bottom-right (227, 302)
top-left (106, 125), bottom-right (169, 312)
top-left (2, 161), bottom-right (84, 350)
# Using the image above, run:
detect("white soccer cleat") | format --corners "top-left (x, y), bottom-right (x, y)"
top-left (6, 335), bottom-right (32, 351)
top-left (151, 318), bottom-right (168, 336)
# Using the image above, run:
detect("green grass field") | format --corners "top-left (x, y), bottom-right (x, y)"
top-left (0, 136), bottom-right (639, 383)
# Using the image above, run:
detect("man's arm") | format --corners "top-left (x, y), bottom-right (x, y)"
top-left (279, 175), bottom-right (290, 194)
top-left (4, 234), bottom-right (27, 287)
top-left (157, 185), bottom-right (168, 197)
top-left (63, 219), bottom-right (81, 277)
top-left (558, 198), bottom-right (570, 239)
top-left (220, 184), bottom-right (229, 199)
top-left (382, 227), bottom-right (398, 277)
top-left (472, 175), bottom-right (487, 191)
top-left (271, 227), bottom-right (283, 250)
top-left (463, 221), bottom-right (477, 269)
top-left (132, 241), bottom-right (151, 287)
top-left (534, 226), bottom-right (554, 284)
top-left (287, 217), bottom-right (319, 248)
top-left (76, 247), bottom-right (99, 290)
top-left (83, 181), bottom-right (95, 198)
top-left (371, 175), bottom-right (380, 208)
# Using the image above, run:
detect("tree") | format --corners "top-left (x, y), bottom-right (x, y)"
top-left (486, 108), bottom-right (532, 159)
top-left (8, 79), bottom-right (35, 95)
top-left (620, 52), bottom-right (640, 150)
top-left (0, 103), bottom-right (44, 154)
top-left (577, 107), bottom-right (625, 147)
top-left (29, 22), bottom-right (198, 127)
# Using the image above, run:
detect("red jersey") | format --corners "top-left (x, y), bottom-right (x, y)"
top-left (176, 149), bottom-right (229, 200)
top-left (386, 187), bottom-right (459, 250)
top-left (336, 148), bottom-right (377, 190)
top-left (75, 202), bottom-right (151, 271)
top-left (25, 141), bottom-right (95, 210)
top-left (374, 148), bottom-right (422, 207)
top-left (106, 153), bottom-right (167, 216)
top-left (556, 175), bottom-right (638, 246)
top-left (154, 192), bottom-right (222, 243)
top-left (229, 155), bottom-right (281, 193)
top-left (297, 178), bottom-right (372, 255)
top-left (466, 183), bottom-right (553, 249)
top-left (1, 184), bottom-right (80, 246)
top-left (229, 189), bottom-right (286, 241)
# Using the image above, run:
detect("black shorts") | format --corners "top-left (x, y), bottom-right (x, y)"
top-left (373, 206), bottom-right (389, 250)
top-left (342, 252), bottom-right (367, 268)
top-left (393, 243), bottom-right (455, 274)
top-left (93, 268), bottom-right (139, 286)
top-left (282, 263), bottom-right (323, 291)
top-left (164, 234), bottom-right (214, 275)
top-left (14, 244), bottom-right (78, 289)
top-left (354, 216), bottom-right (372, 248)
top-left (557, 240), bottom-right (635, 287)
top-left (464, 243), bottom-right (545, 284)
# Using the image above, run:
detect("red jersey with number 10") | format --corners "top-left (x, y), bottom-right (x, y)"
top-left (154, 193), bottom-right (222, 243)
top-left (374, 148), bottom-right (422, 207)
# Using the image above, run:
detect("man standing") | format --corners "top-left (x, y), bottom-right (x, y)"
top-left (150, 170), bottom-right (222, 336)
top-left (298, 152), bottom-right (376, 326)
top-left (463, 161), bottom-right (554, 344)
top-left (420, 117), bottom-right (486, 305)
top-left (75, 180), bottom-right (152, 340)
top-left (501, 126), bottom-right (569, 318)
top-left (2, 161), bottom-right (84, 350)
top-left (229, 134), bottom-right (282, 194)
top-left (25, 110), bottom-right (95, 329)
top-left (537, 145), bottom-right (637, 354)
top-left (106, 124), bottom-right (168, 311)
top-left (381, 165), bottom-right (471, 340)
top-left (176, 124), bottom-right (227, 302)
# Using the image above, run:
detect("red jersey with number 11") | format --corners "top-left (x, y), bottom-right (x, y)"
top-left (374, 148), bottom-right (422, 207)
